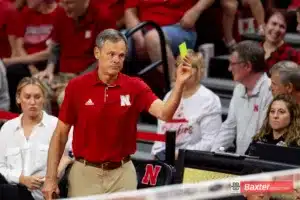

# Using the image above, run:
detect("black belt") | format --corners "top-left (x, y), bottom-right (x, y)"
top-left (76, 156), bottom-right (131, 170)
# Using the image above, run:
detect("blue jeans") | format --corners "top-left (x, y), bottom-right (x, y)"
top-left (124, 24), bottom-right (197, 59)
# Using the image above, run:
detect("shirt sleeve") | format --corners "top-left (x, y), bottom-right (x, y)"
top-left (58, 80), bottom-right (77, 125)
top-left (135, 78), bottom-right (159, 112)
top-left (211, 90), bottom-right (238, 152)
top-left (0, 123), bottom-right (22, 184)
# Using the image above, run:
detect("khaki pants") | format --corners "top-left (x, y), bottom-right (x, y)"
top-left (67, 160), bottom-right (137, 197)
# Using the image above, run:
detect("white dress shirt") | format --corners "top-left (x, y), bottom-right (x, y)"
top-left (151, 85), bottom-right (222, 155)
top-left (0, 111), bottom-right (71, 200)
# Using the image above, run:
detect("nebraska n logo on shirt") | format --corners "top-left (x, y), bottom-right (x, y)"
top-left (120, 95), bottom-right (131, 106)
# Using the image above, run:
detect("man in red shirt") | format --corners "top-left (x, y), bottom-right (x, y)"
top-left (30, 0), bottom-right (116, 113)
top-left (35, 0), bottom-right (116, 80)
top-left (42, 29), bottom-right (194, 199)
top-left (3, 0), bottom-right (59, 113)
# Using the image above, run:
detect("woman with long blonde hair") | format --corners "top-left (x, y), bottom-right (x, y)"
top-left (152, 50), bottom-right (222, 159)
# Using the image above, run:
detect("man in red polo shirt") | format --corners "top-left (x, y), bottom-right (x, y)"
top-left (42, 29), bottom-right (194, 199)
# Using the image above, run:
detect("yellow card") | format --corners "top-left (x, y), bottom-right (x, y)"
top-left (179, 42), bottom-right (188, 58)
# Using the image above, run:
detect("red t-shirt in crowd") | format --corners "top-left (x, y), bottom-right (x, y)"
top-left (51, 0), bottom-right (116, 74)
top-left (0, 0), bottom-right (20, 58)
top-left (59, 70), bottom-right (158, 162)
top-left (125, 0), bottom-right (198, 27)
top-left (16, 5), bottom-right (60, 54)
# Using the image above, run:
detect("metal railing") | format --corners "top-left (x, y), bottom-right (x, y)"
top-left (124, 21), bottom-right (171, 92)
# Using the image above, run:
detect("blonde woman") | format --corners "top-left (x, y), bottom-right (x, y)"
top-left (0, 77), bottom-right (72, 200)
top-left (151, 50), bottom-right (222, 159)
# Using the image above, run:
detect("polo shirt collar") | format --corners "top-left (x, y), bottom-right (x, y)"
top-left (15, 111), bottom-right (49, 131)
top-left (91, 68), bottom-right (124, 87)
top-left (241, 73), bottom-right (269, 98)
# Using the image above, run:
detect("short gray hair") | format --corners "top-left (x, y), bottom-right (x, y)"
top-left (287, 69), bottom-right (300, 91)
top-left (232, 40), bottom-right (265, 72)
top-left (95, 29), bottom-right (128, 49)
top-left (269, 60), bottom-right (299, 75)
top-left (270, 61), bottom-right (300, 91)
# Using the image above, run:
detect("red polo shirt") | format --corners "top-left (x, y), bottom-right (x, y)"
top-left (125, 0), bottom-right (198, 27)
top-left (59, 70), bottom-right (158, 162)
top-left (51, 0), bottom-right (116, 74)
top-left (16, 6), bottom-right (60, 54)
top-left (0, 0), bottom-right (19, 58)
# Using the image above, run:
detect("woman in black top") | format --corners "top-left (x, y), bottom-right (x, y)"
top-left (248, 94), bottom-right (300, 154)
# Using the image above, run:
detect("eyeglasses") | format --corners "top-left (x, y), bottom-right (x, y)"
top-left (229, 61), bottom-right (246, 66)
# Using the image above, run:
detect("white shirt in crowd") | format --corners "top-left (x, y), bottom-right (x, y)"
top-left (151, 85), bottom-right (222, 155)
top-left (212, 73), bottom-right (272, 154)
top-left (0, 111), bottom-right (72, 200)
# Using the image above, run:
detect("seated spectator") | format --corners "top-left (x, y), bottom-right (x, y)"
top-left (211, 40), bottom-right (273, 155)
top-left (0, 77), bottom-right (72, 200)
top-left (124, 0), bottom-right (214, 82)
top-left (3, 0), bottom-right (60, 113)
top-left (222, 0), bottom-right (265, 50)
top-left (33, 0), bottom-right (116, 112)
top-left (270, 61), bottom-right (300, 103)
top-left (248, 94), bottom-right (300, 154)
top-left (0, 0), bottom-right (20, 58)
top-left (262, 11), bottom-right (300, 71)
top-left (151, 50), bottom-right (222, 159)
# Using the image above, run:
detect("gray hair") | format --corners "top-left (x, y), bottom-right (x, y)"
top-left (287, 69), bottom-right (300, 91)
top-left (270, 61), bottom-right (300, 91)
top-left (269, 60), bottom-right (299, 75)
top-left (232, 40), bottom-right (265, 72)
top-left (95, 29), bottom-right (128, 49)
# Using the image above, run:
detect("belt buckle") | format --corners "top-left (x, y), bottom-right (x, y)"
top-left (101, 162), bottom-right (109, 170)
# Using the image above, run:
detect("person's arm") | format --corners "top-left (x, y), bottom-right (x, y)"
top-left (0, 124), bottom-right (22, 184)
top-left (180, 0), bottom-right (215, 29)
top-left (7, 35), bottom-right (18, 57)
top-left (45, 80), bottom-right (76, 181)
top-left (2, 47), bottom-right (51, 66)
top-left (124, 1), bottom-right (143, 40)
top-left (148, 82), bottom-right (184, 122)
top-left (211, 92), bottom-right (238, 152)
top-left (56, 155), bottom-right (73, 180)
top-left (46, 120), bottom-right (71, 181)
